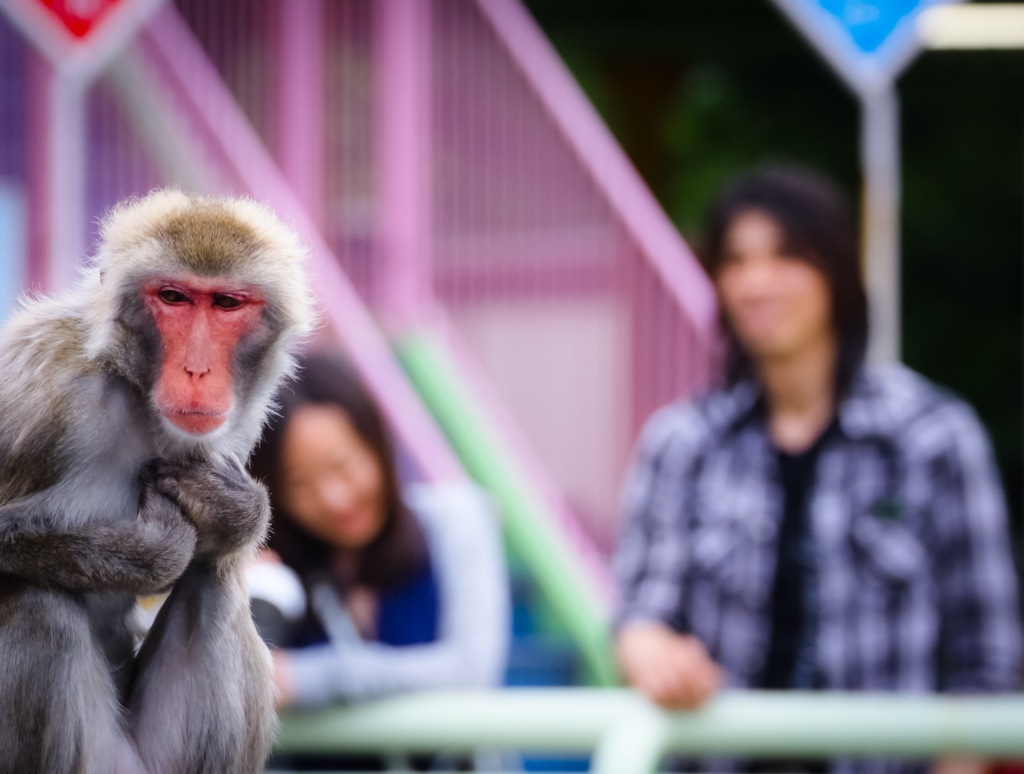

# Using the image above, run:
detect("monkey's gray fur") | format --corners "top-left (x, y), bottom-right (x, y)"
top-left (0, 190), bottom-right (314, 773)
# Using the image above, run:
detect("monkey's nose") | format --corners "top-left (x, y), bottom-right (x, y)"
top-left (185, 364), bottom-right (212, 379)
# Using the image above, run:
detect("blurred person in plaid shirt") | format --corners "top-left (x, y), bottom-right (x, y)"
top-left (613, 166), bottom-right (1022, 774)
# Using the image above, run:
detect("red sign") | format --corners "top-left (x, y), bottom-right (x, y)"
top-left (37, 0), bottom-right (123, 39)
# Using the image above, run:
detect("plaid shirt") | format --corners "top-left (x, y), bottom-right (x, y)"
top-left (615, 363), bottom-right (1022, 772)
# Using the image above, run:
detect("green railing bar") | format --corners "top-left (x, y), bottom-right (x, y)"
top-left (278, 689), bottom-right (619, 753)
top-left (661, 692), bottom-right (1024, 756)
top-left (395, 330), bottom-right (616, 685)
top-left (276, 689), bottom-right (1024, 774)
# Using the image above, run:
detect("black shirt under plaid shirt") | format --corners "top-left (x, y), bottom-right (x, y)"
top-left (614, 363), bottom-right (1022, 772)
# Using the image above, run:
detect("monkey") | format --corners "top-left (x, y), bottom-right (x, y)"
top-left (0, 189), bottom-right (315, 774)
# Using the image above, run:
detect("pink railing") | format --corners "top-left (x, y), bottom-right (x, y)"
top-left (427, 0), bottom-right (718, 549)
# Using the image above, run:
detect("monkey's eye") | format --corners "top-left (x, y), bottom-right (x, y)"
top-left (213, 294), bottom-right (244, 310)
top-left (158, 288), bottom-right (189, 304)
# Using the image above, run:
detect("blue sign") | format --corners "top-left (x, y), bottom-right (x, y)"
top-left (771, 0), bottom-right (956, 89)
top-left (817, 0), bottom-right (927, 54)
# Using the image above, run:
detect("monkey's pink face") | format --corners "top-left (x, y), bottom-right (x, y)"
top-left (143, 275), bottom-right (265, 436)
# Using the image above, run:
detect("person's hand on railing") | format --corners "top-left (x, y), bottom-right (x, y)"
top-left (931, 755), bottom-right (988, 774)
top-left (615, 620), bottom-right (723, 709)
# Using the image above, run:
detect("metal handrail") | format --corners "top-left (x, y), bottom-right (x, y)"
top-left (275, 689), bottom-right (1024, 774)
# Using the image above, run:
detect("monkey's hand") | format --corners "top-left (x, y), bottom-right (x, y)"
top-left (134, 462), bottom-right (200, 589)
top-left (151, 456), bottom-right (270, 569)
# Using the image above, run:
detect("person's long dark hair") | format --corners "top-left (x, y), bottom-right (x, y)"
top-left (700, 165), bottom-right (869, 399)
top-left (249, 352), bottom-right (427, 593)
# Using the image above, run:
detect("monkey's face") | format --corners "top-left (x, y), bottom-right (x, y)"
top-left (142, 274), bottom-right (266, 437)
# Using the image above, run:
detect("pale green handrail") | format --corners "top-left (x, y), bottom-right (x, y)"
top-left (276, 689), bottom-right (1024, 774)
top-left (395, 330), bottom-right (616, 685)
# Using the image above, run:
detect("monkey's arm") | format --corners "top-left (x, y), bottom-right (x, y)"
top-left (0, 474), bottom-right (197, 594)
top-left (126, 456), bottom-right (276, 774)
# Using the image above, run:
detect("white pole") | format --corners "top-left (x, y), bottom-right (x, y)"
top-left (860, 84), bottom-right (902, 362)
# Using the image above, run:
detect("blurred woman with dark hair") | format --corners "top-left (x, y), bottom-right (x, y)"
top-left (613, 165), bottom-right (1020, 774)
top-left (247, 353), bottom-right (509, 709)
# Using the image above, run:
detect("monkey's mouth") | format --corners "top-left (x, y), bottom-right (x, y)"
top-left (164, 410), bottom-right (228, 435)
